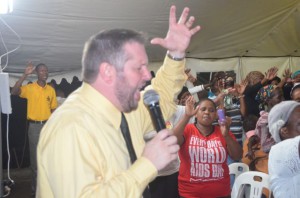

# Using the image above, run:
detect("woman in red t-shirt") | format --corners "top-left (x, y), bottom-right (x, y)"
top-left (173, 96), bottom-right (242, 198)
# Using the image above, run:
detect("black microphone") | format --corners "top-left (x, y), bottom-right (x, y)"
top-left (143, 90), bottom-right (166, 132)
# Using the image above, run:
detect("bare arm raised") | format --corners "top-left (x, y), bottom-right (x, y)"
top-left (173, 96), bottom-right (198, 145)
top-left (261, 66), bottom-right (278, 85)
top-left (278, 68), bottom-right (292, 88)
top-left (11, 62), bottom-right (35, 95)
top-left (219, 117), bottom-right (243, 161)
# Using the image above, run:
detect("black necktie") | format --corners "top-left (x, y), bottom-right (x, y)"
top-left (120, 113), bottom-right (151, 198)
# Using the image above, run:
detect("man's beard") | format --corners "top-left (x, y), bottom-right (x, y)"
top-left (115, 73), bottom-right (139, 113)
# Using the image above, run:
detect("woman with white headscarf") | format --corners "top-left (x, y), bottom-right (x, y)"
top-left (268, 101), bottom-right (300, 198)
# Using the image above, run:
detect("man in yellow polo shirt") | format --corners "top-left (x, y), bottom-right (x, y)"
top-left (11, 62), bottom-right (57, 196)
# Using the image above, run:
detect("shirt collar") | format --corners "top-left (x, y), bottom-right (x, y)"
top-left (33, 81), bottom-right (47, 89)
top-left (80, 82), bottom-right (122, 130)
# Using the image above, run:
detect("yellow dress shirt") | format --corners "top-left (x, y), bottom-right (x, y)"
top-left (20, 82), bottom-right (57, 120)
top-left (36, 56), bottom-right (187, 198)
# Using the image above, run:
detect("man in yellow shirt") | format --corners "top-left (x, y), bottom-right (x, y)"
top-left (11, 63), bottom-right (57, 196)
top-left (37, 5), bottom-right (200, 198)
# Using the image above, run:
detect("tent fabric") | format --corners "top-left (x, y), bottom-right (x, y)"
top-left (185, 56), bottom-right (300, 84)
top-left (1, 0), bottom-right (300, 84)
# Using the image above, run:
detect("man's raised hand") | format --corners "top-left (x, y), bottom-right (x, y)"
top-left (151, 6), bottom-right (201, 58)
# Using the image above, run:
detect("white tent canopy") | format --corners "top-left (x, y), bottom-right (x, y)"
top-left (1, 0), bottom-right (300, 84)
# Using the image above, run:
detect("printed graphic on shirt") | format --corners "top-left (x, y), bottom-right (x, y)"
top-left (189, 135), bottom-right (226, 182)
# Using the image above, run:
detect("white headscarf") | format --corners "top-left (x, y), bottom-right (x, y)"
top-left (268, 101), bottom-right (300, 142)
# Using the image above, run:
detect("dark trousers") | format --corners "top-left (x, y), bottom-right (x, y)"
top-left (28, 122), bottom-right (44, 195)
top-left (149, 172), bottom-right (180, 198)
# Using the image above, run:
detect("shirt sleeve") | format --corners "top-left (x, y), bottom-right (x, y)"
top-left (137, 56), bottom-right (187, 134)
top-left (19, 84), bottom-right (28, 98)
top-left (144, 57), bottom-right (187, 128)
top-left (50, 87), bottom-right (58, 110)
top-left (37, 120), bottom-right (157, 198)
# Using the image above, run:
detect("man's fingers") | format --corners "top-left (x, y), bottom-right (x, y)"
top-left (156, 129), bottom-right (173, 140)
top-left (169, 5), bottom-right (177, 26)
top-left (185, 16), bottom-right (195, 29)
top-left (163, 133), bottom-right (178, 144)
top-left (178, 7), bottom-right (190, 25)
top-left (169, 144), bottom-right (180, 155)
top-left (190, 25), bottom-right (201, 35)
top-left (150, 37), bottom-right (166, 47)
top-left (170, 153), bottom-right (179, 161)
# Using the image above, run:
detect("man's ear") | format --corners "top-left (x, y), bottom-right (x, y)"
top-left (279, 126), bottom-right (289, 140)
top-left (99, 62), bottom-right (115, 83)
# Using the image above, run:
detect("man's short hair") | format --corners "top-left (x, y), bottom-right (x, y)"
top-left (81, 29), bottom-right (146, 84)
top-left (35, 63), bottom-right (47, 71)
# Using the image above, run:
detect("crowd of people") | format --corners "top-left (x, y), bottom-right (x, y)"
top-left (9, 4), bottom-right (300, 198)
top-left (175, 67), bottom-right (300, 197)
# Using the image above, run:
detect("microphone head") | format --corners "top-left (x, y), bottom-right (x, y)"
top-left (143, 89), bottom-right (160, 106)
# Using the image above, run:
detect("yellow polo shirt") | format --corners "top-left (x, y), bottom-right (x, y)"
top-left (37, 56), bottom-right (187, 198)
top-left (20, 82), bottom-right (57, 121)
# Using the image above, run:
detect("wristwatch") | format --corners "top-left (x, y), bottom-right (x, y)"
top-left (167, 52), bottom-right (185, 61)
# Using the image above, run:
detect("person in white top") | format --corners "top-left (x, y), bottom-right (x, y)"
top-left (268, 136), bottom-right (300, 198)
top-left (267, 100), bottom-right (300, 198)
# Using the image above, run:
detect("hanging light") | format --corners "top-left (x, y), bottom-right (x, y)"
top-left (0, 0), bottom-right (13, 14)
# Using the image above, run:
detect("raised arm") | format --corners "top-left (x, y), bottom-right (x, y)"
top-left (277, 68), bottom-right (292, 88)
top-left (219, 117), bottom-right (243, 160)
top-left (186, 69), bottom-right (211, 89)
top-left (146, 5), bottom-right (201, 127)
top-left (262, 66), bottom-right (278, 85)
top-left (11, 62), bottom-right (35, 95)
top-left (173, 96), bottom-right (198, 145)
top-left (234, 80), bottom-right (248, 117)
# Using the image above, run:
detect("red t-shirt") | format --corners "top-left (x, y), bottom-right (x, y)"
top-left (178, 124), bottom-right (236, 198)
